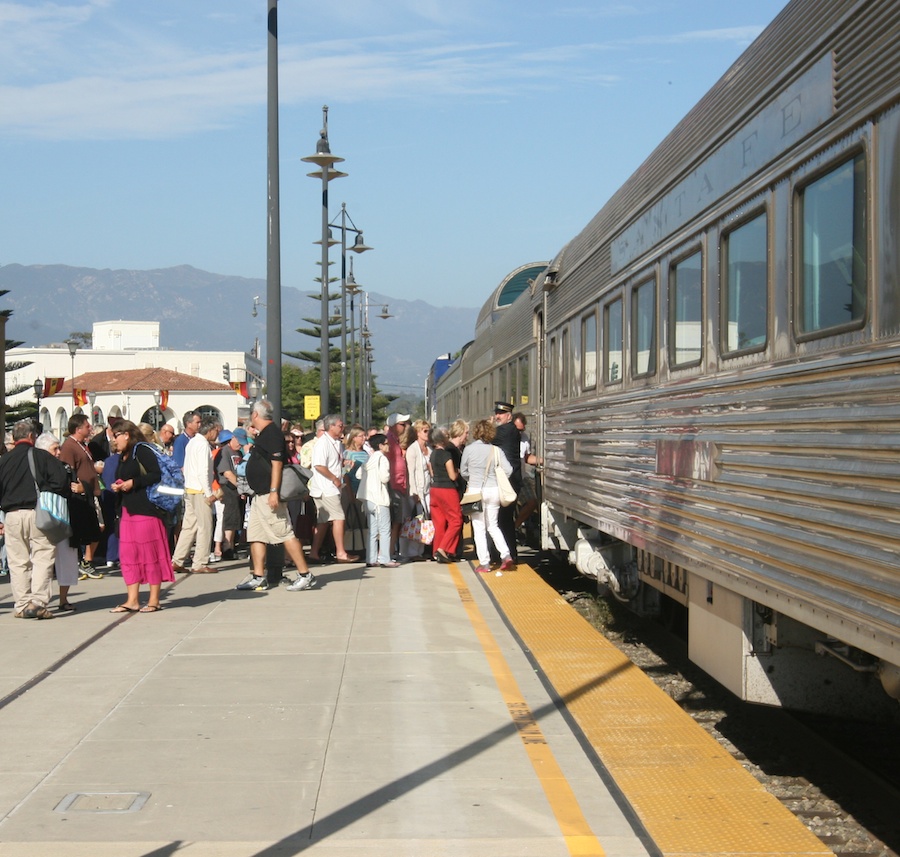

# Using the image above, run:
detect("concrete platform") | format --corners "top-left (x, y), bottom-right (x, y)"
top-left (0, 558), bottom-right (649, 857)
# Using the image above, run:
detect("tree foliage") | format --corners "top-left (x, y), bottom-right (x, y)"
top-left (2, 292), bottom-right (33, 427)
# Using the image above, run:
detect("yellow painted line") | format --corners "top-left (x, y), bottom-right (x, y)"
top-left (480, 563), bottom-right (833, 857)
top-left (447, 561), bottom-right (606, 857)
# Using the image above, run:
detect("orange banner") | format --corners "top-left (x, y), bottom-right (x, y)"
top-left (232, 381), bottom-right (248, 398)
top-left (159, 390), bottom-right (169, 410)
top-left (43, 378), bottom-right (65, 397)
top-left (73, 388), bottom-right (89, 407)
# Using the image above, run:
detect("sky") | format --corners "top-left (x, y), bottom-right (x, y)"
top-left (1, 0), bottom-right (790, 313)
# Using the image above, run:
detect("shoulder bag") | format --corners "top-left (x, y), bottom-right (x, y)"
top-left (27, 448), bottom-right (72, 544)
top-left (493, 448), bottom-right (518, 507)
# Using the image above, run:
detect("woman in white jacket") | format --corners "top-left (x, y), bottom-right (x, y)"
top-left (357, 434), bottom-right (398, 568)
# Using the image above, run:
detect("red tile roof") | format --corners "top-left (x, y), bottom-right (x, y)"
top-left (55, 368), bottom-right (232, 394)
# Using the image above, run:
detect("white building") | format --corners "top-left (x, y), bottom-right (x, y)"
top-left (7, 321), bottom-right (263, 436)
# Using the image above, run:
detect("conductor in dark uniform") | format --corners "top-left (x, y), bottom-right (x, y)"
top-left (492, 401), bottom-right (521, 562)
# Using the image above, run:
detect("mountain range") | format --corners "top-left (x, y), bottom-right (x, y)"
top-left (0, 264), bottom-right (478, 393)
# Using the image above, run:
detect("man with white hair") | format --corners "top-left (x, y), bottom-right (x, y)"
top-left (0, 420), bottom-right (72, 618)
top-left (235, 400), bottom-right (316, 592)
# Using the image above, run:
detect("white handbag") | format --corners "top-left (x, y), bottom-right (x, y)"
top-left (493, 449), bottom-right (518, 507)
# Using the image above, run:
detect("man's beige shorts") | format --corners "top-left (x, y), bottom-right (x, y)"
top-left (247, 497), bottom-right (294, 544)
top-left (314, 493), bottom-right (345, 524)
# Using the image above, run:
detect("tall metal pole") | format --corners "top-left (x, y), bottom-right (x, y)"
top-left (339, 203), bottom-right (348, 422)
top-left (319, 109), bottom-right (331, 413)
top-left (266, 0), bottom-right (282, 423)
top-left (0, 314), bottom-right (6, 433)
top-left (349, 287), bottom-right (356, 425)
top-left (67, 340), bottom-right (77, 414)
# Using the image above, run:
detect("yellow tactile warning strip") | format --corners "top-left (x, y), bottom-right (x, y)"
top-left (447, 561), bottom-right (607, 857)
top-left (477, 562), bottom-right (833, 857)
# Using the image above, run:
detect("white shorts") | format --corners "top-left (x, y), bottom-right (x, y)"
top-left (314, 493), bottom-right (345, 524)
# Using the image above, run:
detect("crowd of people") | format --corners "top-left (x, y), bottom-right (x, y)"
top-left (0, 399), bottom-right (541, 616)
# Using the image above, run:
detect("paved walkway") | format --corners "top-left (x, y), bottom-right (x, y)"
top-left (0, 558), bottom-right (649, 856)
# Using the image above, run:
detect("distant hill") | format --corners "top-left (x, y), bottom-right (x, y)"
top-left (0, 264), bottom-right (477, 392)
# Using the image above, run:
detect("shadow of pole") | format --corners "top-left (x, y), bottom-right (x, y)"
top-left (245, 660), bottom-right (641, 856)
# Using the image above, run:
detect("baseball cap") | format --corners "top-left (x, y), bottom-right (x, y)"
top-left (233, 428), bottom-right (249, 444)
top-left (387, 413), bottom-right (411, 427)
top-left (217, 430), bottom-right (234, 444)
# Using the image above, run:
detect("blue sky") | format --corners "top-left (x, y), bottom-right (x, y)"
top-left (1, 0), bottom-right (789, 311)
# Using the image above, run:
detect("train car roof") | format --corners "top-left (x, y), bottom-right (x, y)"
top-left (475, 261), bottom-right (549, 335)
top-left (558, 0), bottom-right (852, 279)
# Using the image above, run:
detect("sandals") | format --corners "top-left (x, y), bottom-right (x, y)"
top-left (140, 605), bottom-right (162, 613)
top-left (110, 605), bottom-right (139, 613)
top-left (58, 602), bottom-right (77, 611)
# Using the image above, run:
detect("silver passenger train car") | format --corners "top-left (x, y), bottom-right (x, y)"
top-left (435, 0), bottom-right (900, 718)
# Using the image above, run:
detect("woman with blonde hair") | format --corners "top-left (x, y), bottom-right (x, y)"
top-left (404, 419), bottom-right (432, 559)
top-left (138, 422), bottom-right (160, 448)
top-left (460, 419), bottom-right (514, 573)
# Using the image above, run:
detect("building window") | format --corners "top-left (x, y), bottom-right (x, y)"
top-left (604, 298), bottom-right (623, 383)
top-left (670, 251), bottom-right (702, 367)
top-left (723, 212), bottom-right (768, 353)
top-left (798, 154), bottom-right (867, 335)
top-left (631, 279), bottom-right (656, 377)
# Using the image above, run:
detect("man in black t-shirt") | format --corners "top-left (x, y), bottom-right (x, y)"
top-left (235, 400), bottom-right (315, 593)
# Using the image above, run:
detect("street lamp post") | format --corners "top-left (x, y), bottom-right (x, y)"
top-left (302, 105), bottom-right (346, 418)
top-left (336, 204), bottom-right (372, 422)
top-left (88, 391), bottom-right (97, 425)
top-left (248, 377), bottom-right (260, 406)
top-left (152, 390), bottom-right (162, 430)
top-left (67, 340), bottom-right (78, 414)
top-left (33, 378), bottom-right (43, 428)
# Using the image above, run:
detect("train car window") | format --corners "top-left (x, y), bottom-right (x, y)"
top-left (631, 279), bottom-right (657, 377)
top-left (561, 327), bottom-right (570, 398)
top-left (722, 212), bottom-right (768, 353)
top-left (604, 298), bottom-right (623, 384)
top-left (582, 310), bottom-right (597, 390)
top-left (519, 354), bottom-right (530, 405)
top-left (670, 251), bottom-right (702, 367)
top-left (498, 364), bottom-right (507, 403)
top-left (797, 154), bottom-right (867, 336)
top-left (549, 336), bottom-right (558, 400)
top-left (509, 361), bottom-right (518, 405)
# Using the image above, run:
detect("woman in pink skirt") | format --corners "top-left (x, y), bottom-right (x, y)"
top-left (109, 420), bottom-right (173, 613)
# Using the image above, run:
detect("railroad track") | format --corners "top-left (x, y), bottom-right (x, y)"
top-left (531, 550), bottom-right (900, 857)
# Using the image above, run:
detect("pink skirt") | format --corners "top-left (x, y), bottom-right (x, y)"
top-left (119, 508), bottom-right (175, 586)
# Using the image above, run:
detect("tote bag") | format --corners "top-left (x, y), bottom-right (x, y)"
top-left (27, 449), bottom-right (72, 544)
top-left (493, 449), bottom-right (518, 507)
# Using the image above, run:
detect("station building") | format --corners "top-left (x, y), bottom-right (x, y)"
top-left (6, 320), bottom-right (263, 436)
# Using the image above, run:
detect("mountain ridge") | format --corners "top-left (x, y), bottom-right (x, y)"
top-left (0, 263), bottom-right (477, 391)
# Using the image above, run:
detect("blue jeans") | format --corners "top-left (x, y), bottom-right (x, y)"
top-left (365, 500), bottom-right (391, 565)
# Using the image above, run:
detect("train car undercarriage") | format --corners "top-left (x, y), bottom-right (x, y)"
top-left (543, 502), bottom-right (900, 722)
